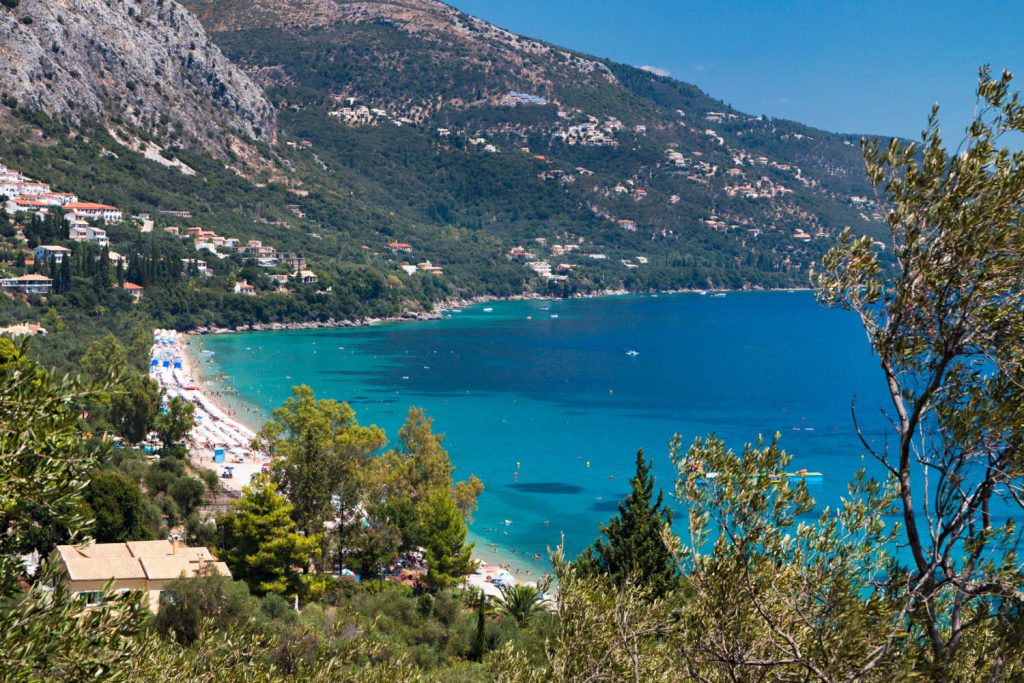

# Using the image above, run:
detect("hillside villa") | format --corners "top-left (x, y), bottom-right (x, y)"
top-left (0, 274), bottom-right (53, 295)
top-left (34, 245), bottom-right (72, 264)
top-left (52, 540), bottom-right (230, 613)
top-left (63, 202), bottom-right (123, 224)
top-left (69, 224), bottom-right (109, 246)
top-left (113, 281), bottom-right (145, 302)
top-left (234, 280), bottom-right (255, 295)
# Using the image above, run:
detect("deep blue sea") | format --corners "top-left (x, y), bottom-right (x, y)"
top-left (195, 292), bottom-right (892, 573)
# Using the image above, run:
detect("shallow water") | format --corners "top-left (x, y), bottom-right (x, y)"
top-left (200, 292), bottom-right (892, 573)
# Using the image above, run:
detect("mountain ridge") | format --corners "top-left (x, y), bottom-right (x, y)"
top-left (0, 0), bottom-right (276, 161)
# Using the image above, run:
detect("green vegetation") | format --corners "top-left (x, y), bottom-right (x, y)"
top-left (218, 475), bottom-right (322, 595)
top-left (576, 449), bottom-right (677, 594)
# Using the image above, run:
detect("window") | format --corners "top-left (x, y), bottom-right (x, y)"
top-left (80, 591), bottom-right (102, 607)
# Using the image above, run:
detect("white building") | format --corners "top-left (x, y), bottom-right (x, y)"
top-left (62, 202), bottom-right (122, 224)
top-left (1, 274), bottom-right (53, 295)
top-left (34, 245), bottom-right (72, 264)
top-left (69, 225), bottom-right (109, 247)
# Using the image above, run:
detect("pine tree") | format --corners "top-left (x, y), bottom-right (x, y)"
top-left (420, 490), bottom-right (474, 590)
top-left (576, 450), bottom-right (678, 593)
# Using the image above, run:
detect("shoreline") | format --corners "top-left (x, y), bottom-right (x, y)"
top-left (188, 286), bottom-right (812, 336)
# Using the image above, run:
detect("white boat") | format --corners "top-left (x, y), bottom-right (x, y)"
top-left (483, 307), bottom-right (494, 312)
top-left (550, 314), bottom-right (559, 319)
top-left (626, 350), bottom-right (639, 356)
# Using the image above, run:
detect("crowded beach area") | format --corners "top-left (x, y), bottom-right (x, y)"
top-left (149, 329), bottom-right (267, 492)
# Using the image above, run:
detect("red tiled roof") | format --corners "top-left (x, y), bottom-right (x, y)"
top-left (63, 202), bottom-right (117, 211)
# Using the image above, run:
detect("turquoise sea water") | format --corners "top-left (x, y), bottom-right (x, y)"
top-left (196, 292), bottom-right (892, 573)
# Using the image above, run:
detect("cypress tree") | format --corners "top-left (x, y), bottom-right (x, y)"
top-left (576, 450), bottom-right (677, 593)
top-left (471, 589), bottom-right (486, 662)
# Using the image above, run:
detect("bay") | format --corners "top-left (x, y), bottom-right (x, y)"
top-left (196, 292), bottom-right (891, 573)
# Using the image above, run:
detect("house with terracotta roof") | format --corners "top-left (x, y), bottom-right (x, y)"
top-left (388, 241), bottom-right (413, 253)
top-left (0, 274), bottom-right (53, 295)
top-left (52, 540), bottom-right (230, 613)
top-left (113, 281), bottom-right (144, 302)
top-left (5, 197), bottom-right (50, 219)
top-left (234, 280), bottom-right (255, 295)
top-left (62, 202), bottom-right (122, 224)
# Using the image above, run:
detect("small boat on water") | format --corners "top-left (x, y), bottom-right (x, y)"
top-left (626, 350), bottom-right (639, 356)
top-left (710, 292), bottom-right (727, 298)
top-left (550, 314), bottom-right (559, 319)
top-left (483, 307), bottom-right (494, 312)
top-left (787, 469), bottom-right (823, 479)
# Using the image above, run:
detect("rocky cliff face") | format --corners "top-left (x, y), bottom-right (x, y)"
top-left (0, 0), bottom-right (276, 157)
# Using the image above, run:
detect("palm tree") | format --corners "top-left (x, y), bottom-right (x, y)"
top-left (497, 583), bottom-right (547, 628)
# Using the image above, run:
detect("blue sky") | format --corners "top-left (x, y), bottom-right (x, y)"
top-left (448, 0), bottom-right (1023, 141)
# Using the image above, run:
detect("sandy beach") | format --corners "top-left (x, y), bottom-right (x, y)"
top-left (150, 329), bottom-right (267, 492)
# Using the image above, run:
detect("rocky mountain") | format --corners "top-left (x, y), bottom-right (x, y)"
top-left (0, 0), bottom-right (276, 159)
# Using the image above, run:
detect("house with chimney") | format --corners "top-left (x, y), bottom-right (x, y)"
top-left (52, 540), bottom-right (230, 613)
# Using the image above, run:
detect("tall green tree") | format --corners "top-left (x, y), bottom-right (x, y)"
top-left (257, 385), bottom-right (385, 538)
top-left (576, 450), bottom-right (677, 594)
top-left (85, 470), bottom-right (151, 542)
top-left (366, 407), bottom-right (483, 520)
top-left (218, 474), bottom-right (321, 596)
top-left (154, 395), bottom-right (195, 455)
top-left (108, 372), bottom-right (161, 444)
top-left (419, 490), bottom-right (474, 591)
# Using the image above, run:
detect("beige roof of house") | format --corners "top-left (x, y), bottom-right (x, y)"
top-left (126, 540), bottom-right (173, 557)
top-left (54, 541), bottom-right (230, 583)
top-left (184, 547), bottom-right (215, 562)
top-left (62, 557), bottom-right (146, 581)
top-left (139, 556), bottom-right (194, 580)
top-left (68, 543), bottom-right (133, 560)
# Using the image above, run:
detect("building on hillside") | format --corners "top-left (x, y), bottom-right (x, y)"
top-left (279, 253), bottom-right (306, 270)
top-left (234, 280), bottom-right (255, 295)
top-left (387, 241), bottom-right (413, 254)
top-left (181, 258), bottom-right (211, 277)
top-left (52, 540), bottom-right (230, 613)
top-left (416, 261), bottom-right (443, 275)
top-left (0, 322), bottom-right (47, 336)
top-left (113, 281), bottom-right (144, 302)
top-left (5, 198), bottom-right (50, 219)
top-left (62, 202), bottom-right (122, 224)
top-left (69, 225), bottom-right (109, 247)
top-left (295, 269), bottom-right (318, 284)
top-left (0, 274), bottom-right (53, 295)
top-left (34, 245), bottom-right (72, 264)
top-left (399, 264), bottom-right (418, 275)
